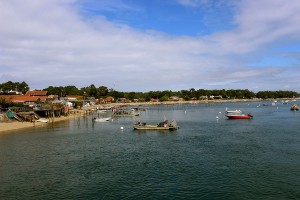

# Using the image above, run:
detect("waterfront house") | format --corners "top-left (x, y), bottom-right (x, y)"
top-left (12, 96), bottom-right (46, 106)
top-left (150, 98), bottom-right (159, 102)
top-left (200, 96), bottom-right (208, 100)
top-left (104, 96), bottom-right (114, 103)
top-left (0, 95), bottom-right (46, 105)
top-left (97, 98), bottom-right (105, 104)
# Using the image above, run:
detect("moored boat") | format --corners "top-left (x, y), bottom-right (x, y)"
top-left (283, 100), bottom-right (290, 104)
top-left (97, 109), bottom-right (107, 113)
top-left (290, 104), bottom-right (299, 111)
top-left (131, 107), bottom-right (147, 111)
top-left (226, 113), bottom-right (253, 119)
top-left (93, 117), bottom-right (111, 122)
top-left (133, 120), bottom-right (178, 130)
top-left (112, 109), bottom-right (140, 117)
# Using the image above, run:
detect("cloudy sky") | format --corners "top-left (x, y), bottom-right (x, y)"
top-left (1, 0), bottom-right (300, 92)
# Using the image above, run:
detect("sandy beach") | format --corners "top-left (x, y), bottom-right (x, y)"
top-left (0, 109), bottom-right (85, 134)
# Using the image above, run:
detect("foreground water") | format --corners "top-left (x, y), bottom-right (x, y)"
top-left (0, 101), bottom-right (299, 200)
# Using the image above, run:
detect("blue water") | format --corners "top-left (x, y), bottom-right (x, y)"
top-left (0, 101), bottom-right (299, 199)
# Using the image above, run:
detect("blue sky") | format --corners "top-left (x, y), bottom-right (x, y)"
top-left (76, 0), bottom-right (236, 36)
top-left (1, 0), bottom-right (300, 92)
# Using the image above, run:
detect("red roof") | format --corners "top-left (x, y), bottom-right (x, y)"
top-left (25, 90), bottom-right (48, 96)
top-left (11, 96), bottom-right (47, 103)
top-left (0, 95), bottom-right (18, 102)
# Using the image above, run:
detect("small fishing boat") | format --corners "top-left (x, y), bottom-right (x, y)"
top-left (112, 109), bottom-right (139, 117)
top-left (133, 120), bottom-right (178, 130)
top-left (97, 106), bottom-right (112, 112)
top-left (290, 104), bottom-right (299, 111)
top-left (93, 117), bottom-right (111, 122)
top-left (226, 113), bottom-right (253, 119)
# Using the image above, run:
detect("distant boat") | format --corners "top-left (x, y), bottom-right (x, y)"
top-left (97, 106), bottom-right (112, 113)
top-left (290, 104), bottom-right (299, 111)
top-left (131, 107), bottom-right (147, 111)
top-left (283, 100), bottom-right (290, 104)
top-left (97, 109), bottom-right (107, 113)
top-left (112, 109), bottom-right (139, 117)
top-left (93, 117), bottom-right (111, 122)
top-left (262, 102), bottom-right (276, 106)
top-left (226, 113), bottom-right (253, 119)
top-left (133, 120), bottom-right (178, 130)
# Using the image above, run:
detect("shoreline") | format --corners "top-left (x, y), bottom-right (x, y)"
top-left (0, 109), bottom-right (85, 134)
top-left (0, 98), bottom-right (295, 134)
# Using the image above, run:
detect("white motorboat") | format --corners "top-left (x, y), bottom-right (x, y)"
top-left (93, 117), bottom-right (111, 122)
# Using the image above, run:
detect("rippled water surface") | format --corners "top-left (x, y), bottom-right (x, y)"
top-left (1, 101), bottom-right (299, 199)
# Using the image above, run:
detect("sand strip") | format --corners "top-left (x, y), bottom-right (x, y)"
top-left (0, 110), bottom-right (84, 134)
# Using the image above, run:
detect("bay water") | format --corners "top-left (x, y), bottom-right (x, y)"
top-left (0, 101), bottom-right (299, 199)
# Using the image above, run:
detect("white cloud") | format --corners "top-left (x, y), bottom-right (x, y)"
top-left (0, 0), bottom-right (300, 92)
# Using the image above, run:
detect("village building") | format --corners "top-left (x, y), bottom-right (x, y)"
top-left (199, 96), bottom-right (208, 100)
top-left (47, 95), bottom-right (59, 101)
top-left (150, 98), bottom-right (159, 102)
top-left (0, 91), bottom-right (48, 106)
top-left (104, 96), bottom-right (114, 103)
top-left (96, 98), bottom-right (105, 104)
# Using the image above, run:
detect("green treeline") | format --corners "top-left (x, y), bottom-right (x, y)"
top-left (0, 81), bottom-right (299, 101)
top-left (0, 81), bottom-right (29, 94)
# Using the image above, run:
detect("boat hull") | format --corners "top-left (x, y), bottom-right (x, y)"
top-left (226, 114), bottom-right (253, 119)
top-left (133, 125), bottom-right (175, 130)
